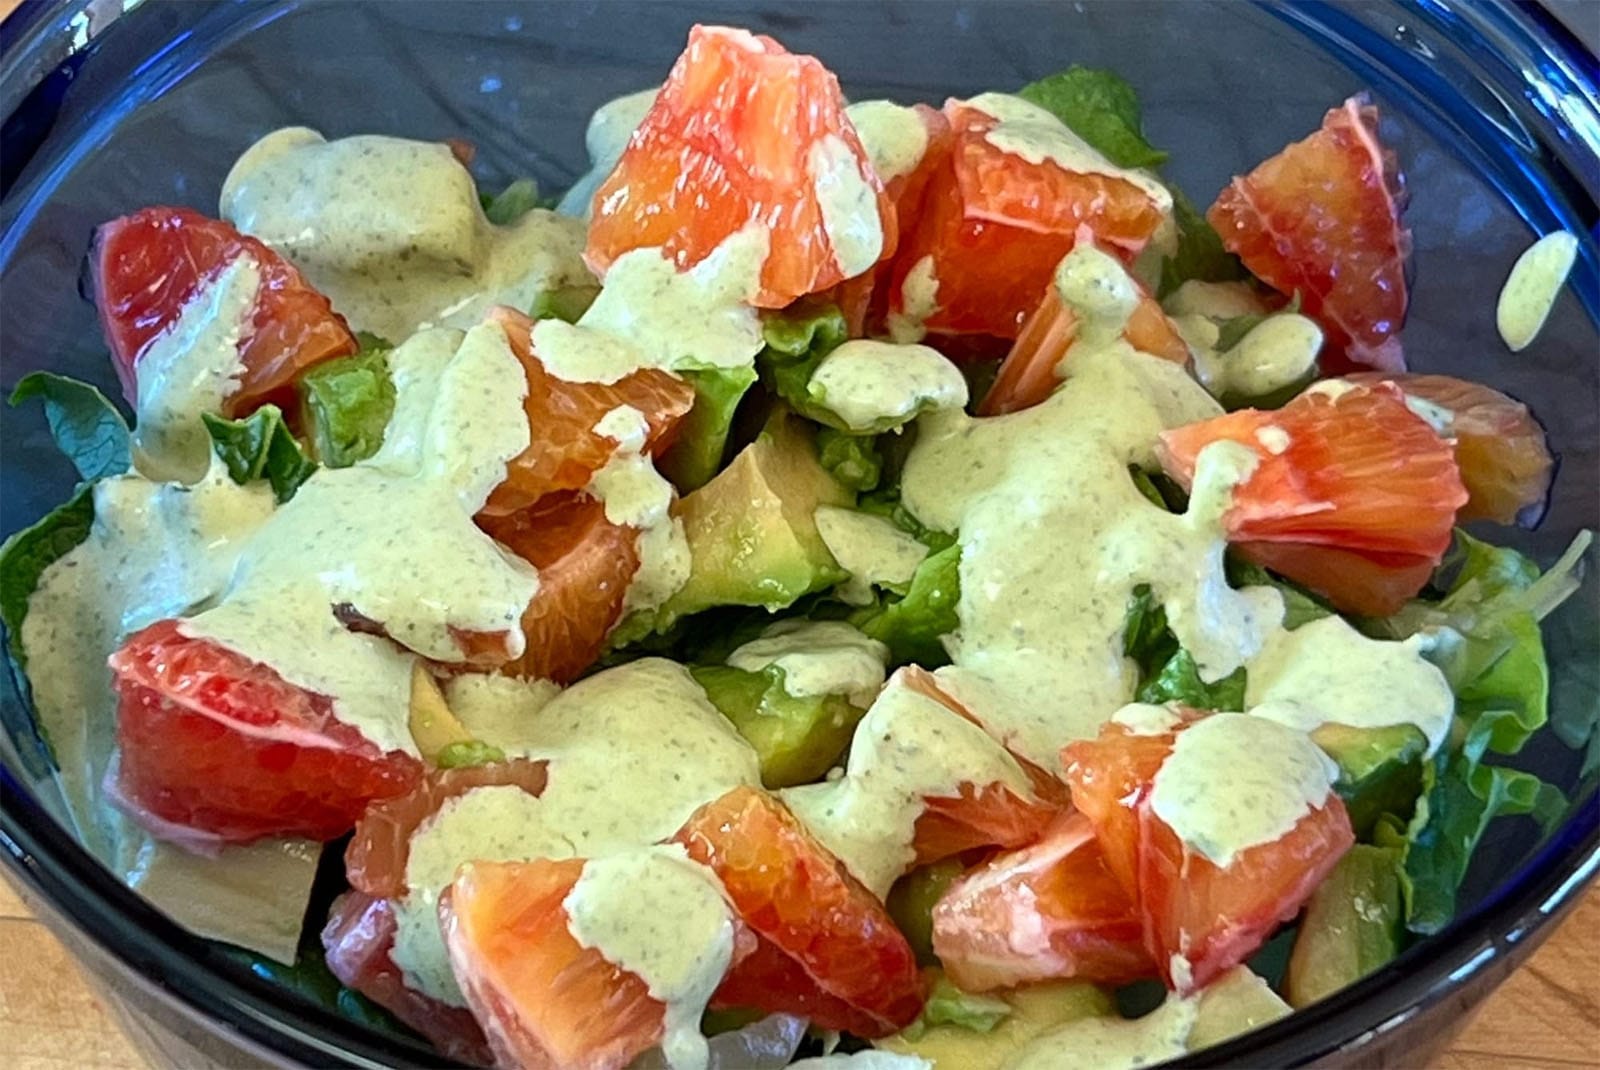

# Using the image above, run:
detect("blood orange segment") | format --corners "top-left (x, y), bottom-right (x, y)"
top-left (674, 785), bottom-right (924, 1037)
top-left (345, 760), bottom-right (549, 900)
top-left (1064, 715), bottom-right (1354, 993)
top-left (1208, 95), bottom-right (1411, 372)
top-left (1137, 792), bottom-right (1354, 992)
top-left (93, 206), bottom-right (357, 413)
top-left (1235, 540), bottom-right (1438, 619)
top-left (472, 493), bottom-right (642, 684)
top-left (1344, 372), bottom-right (1555, 527)
top-left (931, 811), bottom-right (1155, 991)
top-left (441, 858), bottom-right (666, 1070)
top-left (584, 25), bottom-right (895, 309)
top-left (882, 100), bottom-right (1168, 341)
top-left (1156, 380), bottom-right (1467, 615)
top-left (108, 620), bottom-right (421, 847)
top-left (980, 269), bottom-right (1190, 416)
top-left (482, 307), bottom-right (696, 517)
top-left (322, 891), bottom-right (492, 1066)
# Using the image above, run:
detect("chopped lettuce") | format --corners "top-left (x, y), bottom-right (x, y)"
top-left (0, 483), bottom-right (94, 677)
top-left (435, 739), bottom-right (509, 769)
top-left (1122, 584), bottom-right (1176, 671)
top-left (480, 177), bottom-right (544, 225)
top-left (1226, 556), bottom-right (1334, 631)
top-left (691, 663), bottom-right (863, 787)
top-left (817, 428), bottom-right (882, 493)
top-left (1137, 648), bottom-right (1246, 711)
top-left (908, 975), bottom-right (1013, 1037)
top-left (660, 365), bottom-right (759, 493)
top-left (298, 347), bottom-right (395, 468)
top-left (203, 405), bottom-right (317, 503)
top-left (1016, 67), bottom-right (1167, 169)
top-left (1371, 530), bottom-right (1589, 933)
top-left (10, 372), bottom-right (131, 481)
top-left (1158, 188), bottom-right (1250, 297)
top-left (852, 543), bottom-right (961, 667)
top-left (757, 303), bottom-right (852, 430)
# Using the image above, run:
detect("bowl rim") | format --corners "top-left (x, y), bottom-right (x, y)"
top-left (1, 1), bottom-right (1597, 1067)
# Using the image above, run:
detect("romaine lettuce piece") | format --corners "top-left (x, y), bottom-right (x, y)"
top-left (0, 484), bottom-right (93, 678)
top-left (1159, 188), bottom-right (1250, 297)
top-left (297, 347), bottom-right (395, 468)
top-left (852, 543), bottom-right (961, 667)
top-left (817, 428), bottom-right (882, 493)
top-left (659, 365), bottom-right (759, 493)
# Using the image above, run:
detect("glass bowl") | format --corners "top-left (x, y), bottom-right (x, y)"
top-left (1, 1), bottom-right (1595, 1067)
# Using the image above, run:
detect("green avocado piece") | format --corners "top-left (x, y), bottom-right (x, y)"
top-left (660, 408), bottom-right (850, 621)
top-left (1188, 965), bottom-right (1291, 1052)
top-left (1284, 844), bottom-right (1405, 1008)
top-left (690, 664), bottom-right (864, 788)
top-left (1310, 723), bottom-right (1428, 838)
top-left (885, 857), bottom-right (967, 967)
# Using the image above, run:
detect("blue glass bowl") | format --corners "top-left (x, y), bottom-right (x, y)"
top-left (1, 2), bottom-right (1595, 1067)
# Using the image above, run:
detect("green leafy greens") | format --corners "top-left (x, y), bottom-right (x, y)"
top-left (1017, 66), bottom-right (1168, 169)
top-left (1158, 188), bottom-right (1250, 297)
top-left (298, 346), bottom-right (395, 468)
top-left (0, 484), bottom-right (94, 675)
top-left (203, 405), bottom-right (317, 503)
top-left (852, 543), bottom-right (961, 667)
top-left (659, 365), bottom-right (759, 493)
top-left (9, 373), bottom-right (131, 482)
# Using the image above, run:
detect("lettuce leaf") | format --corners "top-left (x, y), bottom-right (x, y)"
top-left (10, 372), bottom-right (131, 482)
top-left (1158, 188), bottom-right (1250, 297)
top-left (1016, 67), bottom-right (1167, 169)
top-left (756, 303), bottom-right (851, 429)
top-left (1137, 648), bottom-right (1246, 711)
top-left (659, 365), bottom-right (759, 493)
top-left (817, 428), bottom-right (882, 493)
top-left (910, 975), bottom-right (1013, 1037)
top-left (853, 543), bottom-right (961, 667)
top-left (298, 347), bottom-right (395, 468)
top-left (480, 177), bottom-right (545, 225)
top-left (1226, 556), bottom-right (1334, 631)
top-left (0, 483), bottom-right (94, 676)
top-left (203, 405), bottom-right (317, 503)
top-left (1123, 585), bottom-right (1177, 672)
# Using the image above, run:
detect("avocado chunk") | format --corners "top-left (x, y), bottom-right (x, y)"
top-left (1188, 965), bottom-right (1291, 1052)
top-left (877, 972), bottom-right (1113, 1069)
top-left (658, 365), bottom-right (759, 493)
top-left (1310, 723), bottom-right (1428, 837)
top-left (690, 664), bottom-right (864, 788)
top-left (885, 858), bottom-right (966, 967)
top-left (1284, 844), bottom-right (1404, 1008)
top-left (661, 408), bottom-right (850, 621)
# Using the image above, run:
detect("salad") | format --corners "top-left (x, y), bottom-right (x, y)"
top-left (1, 22), bottom-right (1592, 1070)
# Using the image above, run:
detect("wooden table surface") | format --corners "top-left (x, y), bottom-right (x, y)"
top-left (0, 868), bottom-right (1594, 1068)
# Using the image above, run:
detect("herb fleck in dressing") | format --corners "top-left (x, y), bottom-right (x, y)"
top-left (394, 659), bottom-right (760, 1004)
top-left (806, 339), bottom-right (968, 432)
top-left (888, 255), bottom-right (939, 343)
top-left (813, 506), bottom-right (929, 605)
top-left (1496, 230), bottom-right (1578, 352)
top-left (221, 129), bottom-right (593, 344)
top-left (565, 845), bottom-right (737, 1070)
top-left (132, 255), bottom-right (261, 482)
top-left (1149, 712), bottom-right (1337, 867)
top-left (586, 406), bottom-right (691, 615)
top-left (727, 620), bottom-right (889, 707)
top-left (782, 670), bottom-right (1037, 897)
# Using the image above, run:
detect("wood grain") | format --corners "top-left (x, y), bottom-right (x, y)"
top-left (0, 884), bottom-right (1594, 1067)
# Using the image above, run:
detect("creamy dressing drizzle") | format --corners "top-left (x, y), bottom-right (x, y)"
top-left (813, 505), bottom-right (928, 606)
top-left (726, 620), bottom-right (889, 707)
top-left (183, 322), bottom-right (537, 755)
top-left (806, 339), bottom-right (968, 432)
top-left (533, 225), bottom-right (769, 383)
top-left (586, 406), bottom-right (691, 615)
top-left (1008, 995), bottom-right (1198, 1070)
top-left (962, 92), bottom-right (1174, 214)
top-left (1496, 230), bottom-right (1579, 352)
top-left (564, 844), bottom-right (736, 1070)
top-left (394, 659), bottom-right (760, 1004)
top-left (1111, 702), bottom-right (1184, 736)
top-left (809, 133), bottom-right (886, 279)
top-left (221, 129), bottom-right (592, 343)
top-left (888, 255), bottom-right (939, 343)
top-left (845, 101), bottom-right (930, 186)
top-left (1149, 713), bottom-right (1338, 867)
top-left (18, 460), bottom-right (316, 959)
top-left (781, 670), bottom-right (1036, 897)
top-left (1184, 312), bottom-right (1323, 401)
top-left (132, 255), bottom-right (261, 482)
top-left (1245, 615), bottom-right (1454, 756)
